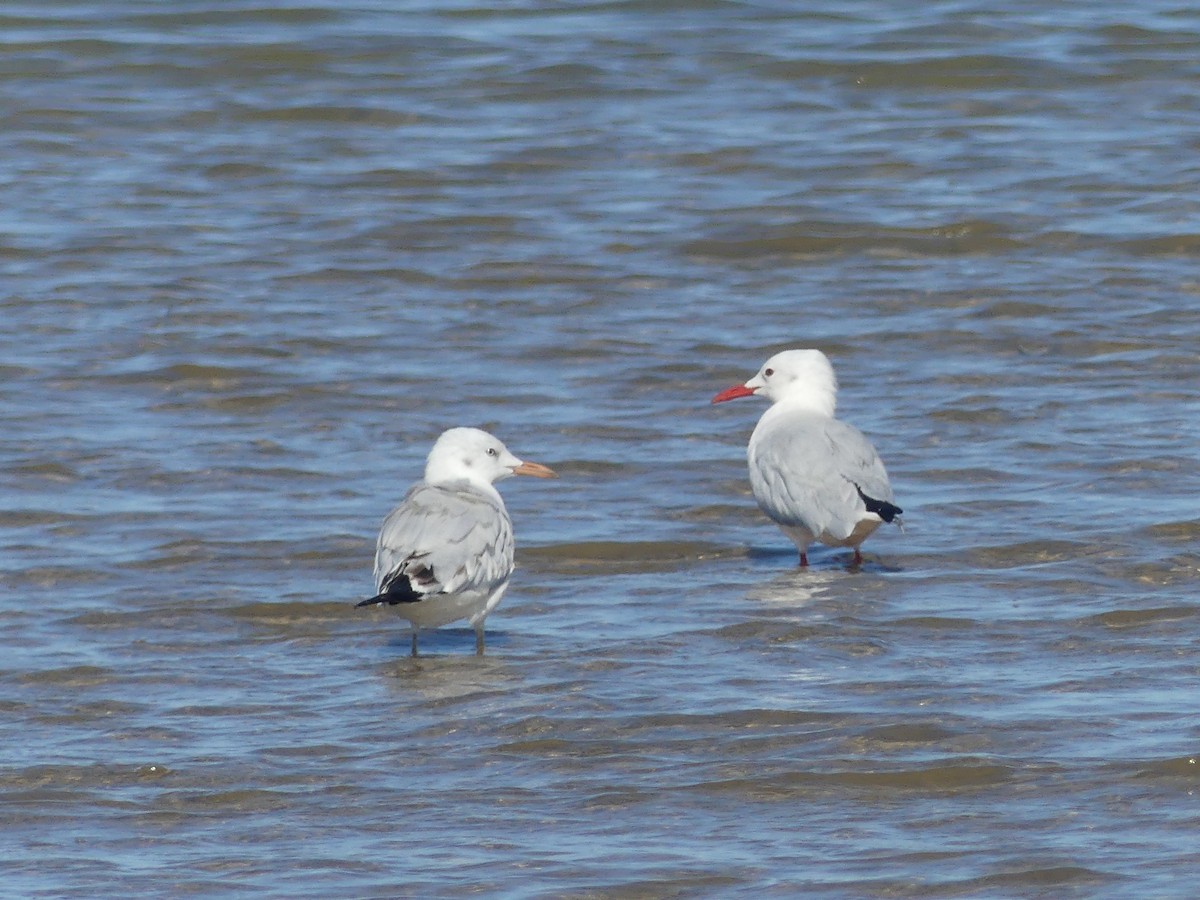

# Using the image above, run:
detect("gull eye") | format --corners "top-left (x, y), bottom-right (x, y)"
top-left (487, 447), bottom-right (498, 457)
top-left (764, 368), bottom-right (774, 377)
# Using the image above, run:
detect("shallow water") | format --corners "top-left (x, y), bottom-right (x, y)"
top-left (4, 1), bottom-right (1200, 896)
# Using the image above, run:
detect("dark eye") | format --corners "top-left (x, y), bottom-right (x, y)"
top-left (764, 368), bottom-right (774, 377)
top-left (487, 447), bottom-right (498, 457)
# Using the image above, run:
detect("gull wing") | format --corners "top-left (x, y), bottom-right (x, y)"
top-left (749, 413), bottom-right (897, 542)
top-left (369, 482), bottom-right (514, 604)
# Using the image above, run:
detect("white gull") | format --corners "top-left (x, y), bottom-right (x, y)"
top-left (712, 349), bottom-right (902, 567)
top-left (356, 427), bottom-right (556, 655)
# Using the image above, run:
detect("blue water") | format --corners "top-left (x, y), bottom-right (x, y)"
top-left (3, 1), bottom-right (1200, 896)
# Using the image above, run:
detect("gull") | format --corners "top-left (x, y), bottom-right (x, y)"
top-left (712, 349), bottom-right (902, 567)
top-left (356, 427), bottom-right (555, 655)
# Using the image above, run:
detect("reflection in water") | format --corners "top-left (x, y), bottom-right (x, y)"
top-left (743, 568), bottom-right (838, 607)
top-left (379, 646), bottom-right (522, 702)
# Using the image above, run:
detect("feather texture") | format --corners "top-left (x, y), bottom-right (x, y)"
top-left (749, 408), bottom-right (899, 547)
top-left (367, 481), bottom-right (515, 629)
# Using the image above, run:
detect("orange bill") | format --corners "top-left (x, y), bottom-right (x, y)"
top-left (511, 460), bottom-right (557, 478)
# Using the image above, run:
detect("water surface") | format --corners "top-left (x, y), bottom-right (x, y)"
top-left (3, 1), bottom-right (1200, 896)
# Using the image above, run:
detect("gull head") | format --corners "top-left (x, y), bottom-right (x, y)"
top-left (424, 427), bottom-right (556, 490)
top-left (712, 349), bottom-right (838, 415)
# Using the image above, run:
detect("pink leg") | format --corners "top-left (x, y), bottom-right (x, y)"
top-left (852, 548), bottom-right (863, 566)
top-left (799, 551), bottom-right (808, 567)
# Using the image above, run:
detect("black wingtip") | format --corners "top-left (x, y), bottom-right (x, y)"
top-left (356, 589), bottom-right (423, 607)
top-left (854, 484), bottom-right (903, 523)
top-left (357, 570), bottom-right (427, 608)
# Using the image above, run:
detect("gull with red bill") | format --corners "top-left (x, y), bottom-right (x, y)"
top-left (356, 427), bottom-right (556, 655)
top-left (713, 349), bottom-right (902, 567)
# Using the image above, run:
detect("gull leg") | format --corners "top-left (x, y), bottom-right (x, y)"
top-left (410, 629), bottom-right (419, 657)
top-left (475, 625), bottom-right (485, 656)
top-left (852, 548), bottom-right (863, 566)
top-left (799, 551), bottom-right (808, 568)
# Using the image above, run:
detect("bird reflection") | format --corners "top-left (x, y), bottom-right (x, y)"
top-left (744, 566), bottom-right (841, 606)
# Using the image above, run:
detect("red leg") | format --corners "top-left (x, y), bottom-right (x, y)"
top-left (799, 551), bottom-right (808, 567)
top-left (852, 548), bottom-right (863, 566)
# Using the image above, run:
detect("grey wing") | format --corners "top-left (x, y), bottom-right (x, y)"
top-left (750, 417), bottom-right (895, 540)
top-left (824, 419), bottom-right (894, 506)
top-left (373, 483), bottom-right (514, 598)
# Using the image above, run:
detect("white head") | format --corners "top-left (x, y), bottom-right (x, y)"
top-left (712, 349), bottom-right (838, 416)
top-left (423, 427), bottom-right (556, 495)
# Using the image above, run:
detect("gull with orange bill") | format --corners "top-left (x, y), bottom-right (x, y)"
top-left (356, 427), bottom-right (556, 655)
top-left (713, 349), bottom-right (902, 567)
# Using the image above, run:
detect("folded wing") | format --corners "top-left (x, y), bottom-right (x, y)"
top-left (750, 414), bottom-right (898, 542)
top-left (364, 482), bottom-right (515, 606)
